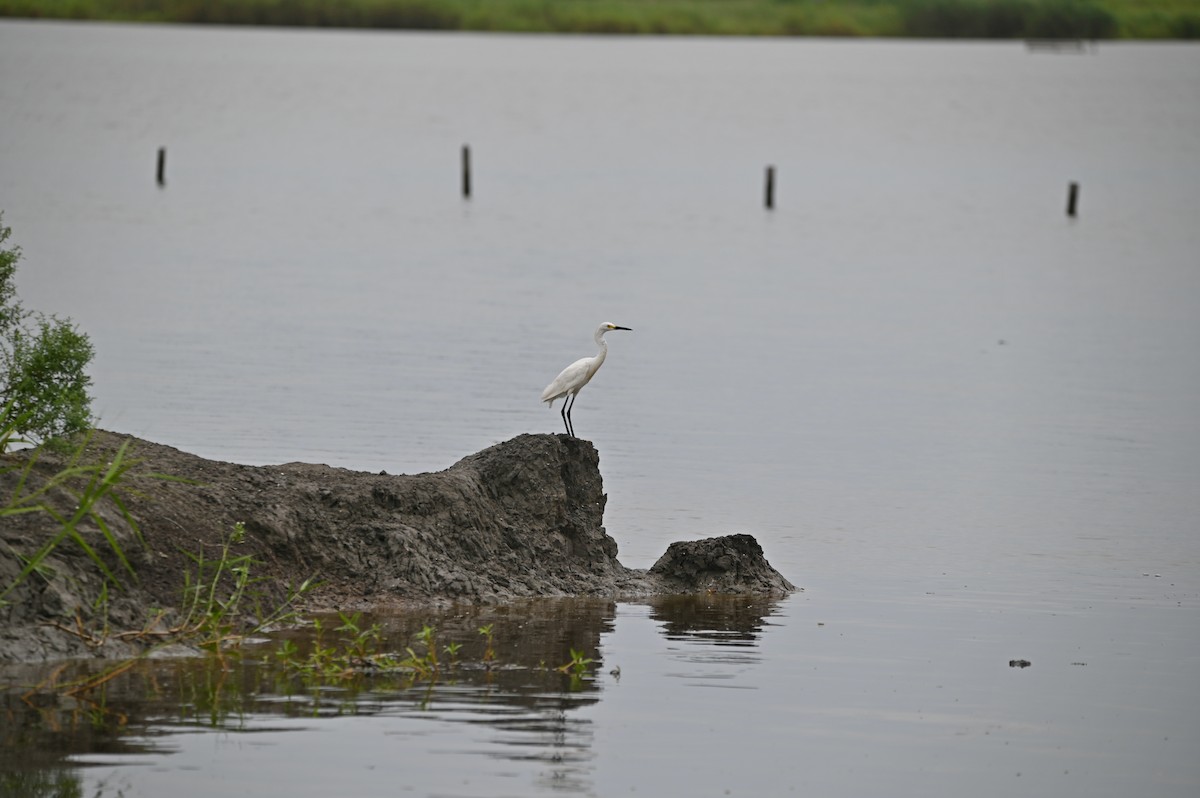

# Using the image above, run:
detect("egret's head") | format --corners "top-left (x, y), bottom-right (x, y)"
top-left (602, 322), bottom-right (632, 332)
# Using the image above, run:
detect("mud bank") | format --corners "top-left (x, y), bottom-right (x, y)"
top-left (1, 431), bottom-right (794, 662)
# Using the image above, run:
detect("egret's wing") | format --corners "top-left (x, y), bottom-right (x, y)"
top-left (541, 357), bottom-right (594, 405)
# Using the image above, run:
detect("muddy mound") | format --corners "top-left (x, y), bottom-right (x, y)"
top-left (649, 534), bottom-right (796, 594)
top-left (1, 431), bottom-right (795, 662)
top-left (253, 434), bottom-right (631, 600)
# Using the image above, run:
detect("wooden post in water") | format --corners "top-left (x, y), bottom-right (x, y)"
top-left (462, 145), bottom-right (471, 199)
top-left (1067, 181), bottom-right (1079, 217)
top-left (764, 165), bottom-right (775, 210)
top-left (156, 147), bottom-right (166, 187)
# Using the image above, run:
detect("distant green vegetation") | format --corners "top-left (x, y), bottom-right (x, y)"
top-left (0, 0), bottom-right (1196, 38)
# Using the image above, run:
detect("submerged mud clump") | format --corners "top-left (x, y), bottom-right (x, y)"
top-left (0, 431), bottom-right (794, 662)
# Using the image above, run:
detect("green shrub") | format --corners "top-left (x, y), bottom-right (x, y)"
top-left (0, 213), bottom-right (95, 447)
top-left (1171, 13), bottom-right (1200, 38)
top-left (902, 0), bottom-right (1117, 38)
top-left (1026, 0), bottom-right (1116, 37)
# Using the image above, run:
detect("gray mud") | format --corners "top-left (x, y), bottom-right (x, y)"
top-left (1, 431), bottom-right (794, 661)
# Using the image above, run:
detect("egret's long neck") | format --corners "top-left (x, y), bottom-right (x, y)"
top-left (593, 329), bottom-right (609, 367)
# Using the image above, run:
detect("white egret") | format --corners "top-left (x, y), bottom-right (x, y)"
top-left (541, 322), bottom-right (632, 437)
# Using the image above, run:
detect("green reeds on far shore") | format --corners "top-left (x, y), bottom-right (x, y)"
top-left (0, 0), bottom-right (1196, 39)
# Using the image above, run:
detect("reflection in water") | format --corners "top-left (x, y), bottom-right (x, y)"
top-left (644, 594), bottom-right (786, 646)
top-left (629, 595), bottom-right (788, 685)
top-left (0, 597), bottom-right (784, 796)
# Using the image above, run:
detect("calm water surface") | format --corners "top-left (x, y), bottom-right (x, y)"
top-left (1, 21), bottom-right (1198, 797)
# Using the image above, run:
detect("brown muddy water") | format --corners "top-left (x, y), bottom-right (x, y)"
top-left (1, 20), bottom-right (1198, 797)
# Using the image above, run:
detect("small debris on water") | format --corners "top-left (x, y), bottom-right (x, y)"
top-left (1071, 662), bottom-right (1087, 666)
top-left (1009, 659), bottom-right (1032, 668)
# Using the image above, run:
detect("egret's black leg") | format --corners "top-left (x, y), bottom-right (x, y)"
top-left (565, 393), bottom-right (577, 438)
top-left (560, 396), bottom-right (572, 437)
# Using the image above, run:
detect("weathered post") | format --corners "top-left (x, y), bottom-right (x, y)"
top-left (156, 147), bottom-right (166, 187)
top-left (765, 165), bottom-right (775, 210)
top-left (1067, 181), bottom-right (1079, 217)
top-left (462, 145), bottom-right (471, 199)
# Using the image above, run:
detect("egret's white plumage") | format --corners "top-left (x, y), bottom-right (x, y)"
top-left (541, 322), bottom-right (632, 437)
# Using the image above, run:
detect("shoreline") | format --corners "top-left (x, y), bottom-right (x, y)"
top-left (1, 0), bottom-right (1190, 41)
